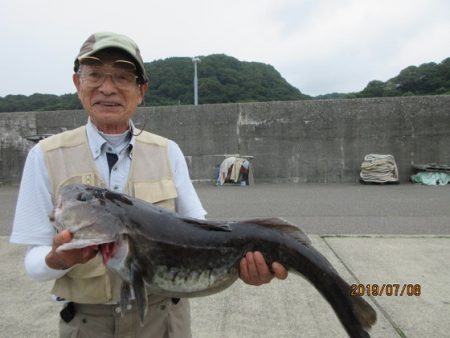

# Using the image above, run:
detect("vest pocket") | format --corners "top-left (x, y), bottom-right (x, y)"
top-left (67, 254), bottom-right (106, 278)
top-left (52, 255), bottom-right (112, 304)
top-left (133, 179), bottom-right (177, 209)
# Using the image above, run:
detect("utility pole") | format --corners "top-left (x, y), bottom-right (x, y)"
top-left (192, 57), bottom-right (201, 105)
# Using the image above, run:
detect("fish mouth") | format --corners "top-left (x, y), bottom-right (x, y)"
top-left (56, 238), bottom-right (115, 252)
top-left (100, 241), bottom-right (119, 265)
top-left (55, 240), bottom-right (121, 266)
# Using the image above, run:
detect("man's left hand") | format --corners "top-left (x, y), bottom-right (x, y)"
top-left (239, 251), bottom-right (288, 285)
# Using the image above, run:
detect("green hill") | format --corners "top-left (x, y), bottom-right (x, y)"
top-left (357, 57), bottom-right (450, 97)
top-left (144, 54), bottom-right (309, 105)
top-left (320, 57), bottom-right (450, 99)
top-left (0, 54), bottom-right (308, 112)
top-left (0, 93), bottom-right (82, 113)
top-left (2, 55), bottom-right (449, 112)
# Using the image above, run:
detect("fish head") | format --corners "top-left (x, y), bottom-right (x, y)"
top-left (50, 184), bottom-right (128, 252)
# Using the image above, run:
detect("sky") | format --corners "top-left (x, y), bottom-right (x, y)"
top-left (1, 0), bottom-right (450, 97)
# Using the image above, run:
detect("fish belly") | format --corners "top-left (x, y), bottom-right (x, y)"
top-left (146, 265), bottom-right (239, 297)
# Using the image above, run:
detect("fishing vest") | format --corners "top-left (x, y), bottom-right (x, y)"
top-left (40, 125), bottom-right (177, 304)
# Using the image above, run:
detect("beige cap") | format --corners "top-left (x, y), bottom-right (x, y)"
top-left (74, 32), bottom-right (148, 83)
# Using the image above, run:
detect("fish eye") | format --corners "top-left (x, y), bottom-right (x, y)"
top-left (77, 192), bottom-right (93, 202)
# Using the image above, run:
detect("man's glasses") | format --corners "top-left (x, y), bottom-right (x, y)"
top-left (78, 56), bottom-right (139, 90)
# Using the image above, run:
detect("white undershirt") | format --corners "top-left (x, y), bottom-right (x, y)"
top-left (10, 120), bottom-right (206, 282)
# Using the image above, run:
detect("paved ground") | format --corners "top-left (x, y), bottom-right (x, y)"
top-left (196, 183), bottom-right (450, 235)
top-left (1, 183), bottom-right (449, 337)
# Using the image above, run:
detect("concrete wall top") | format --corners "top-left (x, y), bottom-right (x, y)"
top-left (1, 95), bottom-right (449, 183)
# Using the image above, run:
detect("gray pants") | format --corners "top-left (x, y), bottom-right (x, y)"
top-left (59, 298), bottom-right (191, 338)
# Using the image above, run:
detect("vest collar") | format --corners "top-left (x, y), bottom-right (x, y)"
top-left (86, 118), bottom-right (137, 160)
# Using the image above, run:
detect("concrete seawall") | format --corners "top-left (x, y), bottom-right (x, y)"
top-left (1, 95), bottom-right (450, 183)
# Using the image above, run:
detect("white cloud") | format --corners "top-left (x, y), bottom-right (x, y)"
top-left (1, 0), bottom-right (449, 97)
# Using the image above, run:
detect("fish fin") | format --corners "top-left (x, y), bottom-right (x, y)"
top-left (335, 276), bottom-right (377, 334)
top-left (181, 217), bottom-right (232, 232)
top-left (345, 280), bottom-right (377, 329)
top-left (119, 281), bottom-right (132, 317)
top-left (131, 261), bottom-right (148, 326)
top-left (242, 217), bottom-right (311, 246)
top-left (353, 295), bottom-right (377, 329)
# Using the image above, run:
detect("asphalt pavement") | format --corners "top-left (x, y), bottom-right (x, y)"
top-left (1, 182), bottom-right (449, 337)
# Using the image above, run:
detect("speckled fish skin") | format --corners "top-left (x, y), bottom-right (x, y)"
top-left (52, 184), bottom-right (377, 338)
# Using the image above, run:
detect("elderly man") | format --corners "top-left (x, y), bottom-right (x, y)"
top-left (10, 32), bottom-right (287, 337)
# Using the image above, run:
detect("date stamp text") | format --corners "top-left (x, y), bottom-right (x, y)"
top-left (350, 283), bottom-right (421, 297)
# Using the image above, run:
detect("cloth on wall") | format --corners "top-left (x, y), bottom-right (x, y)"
top-left (217, 157), bottom-right (252, 185)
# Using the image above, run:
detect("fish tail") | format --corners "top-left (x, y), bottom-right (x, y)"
top-left (337, 275), bottom-right (376, 336)
top-left (341, 278), bottom-right (377, 330)
top-left (281, 245), bottom-right (376, 338)
top-left (319, 273), bottom-right (376, 338)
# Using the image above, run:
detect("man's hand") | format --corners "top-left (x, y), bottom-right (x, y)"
top-left (45, 230), bottom-right (98, 270)
top-left (239, 251), bottom-right (288, 285)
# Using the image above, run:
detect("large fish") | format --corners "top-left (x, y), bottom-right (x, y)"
top-left (51, 184), bottom-right (376, 338)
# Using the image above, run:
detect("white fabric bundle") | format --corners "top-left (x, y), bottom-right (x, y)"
top-left (360, 154), bottom-right (399, 183)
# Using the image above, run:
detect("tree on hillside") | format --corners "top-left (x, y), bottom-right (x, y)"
top-left (358, 57), bottom-right (450, 98)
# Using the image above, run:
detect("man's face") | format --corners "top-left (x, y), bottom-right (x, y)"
top-left (73, 50), bottom-right (148, 134)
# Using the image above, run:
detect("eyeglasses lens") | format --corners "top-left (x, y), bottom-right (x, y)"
top-left (79, 57), bottom-right (138, 89)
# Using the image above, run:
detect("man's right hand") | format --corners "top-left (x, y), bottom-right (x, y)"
top-left (45, 230), bottom-right (98, 270)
